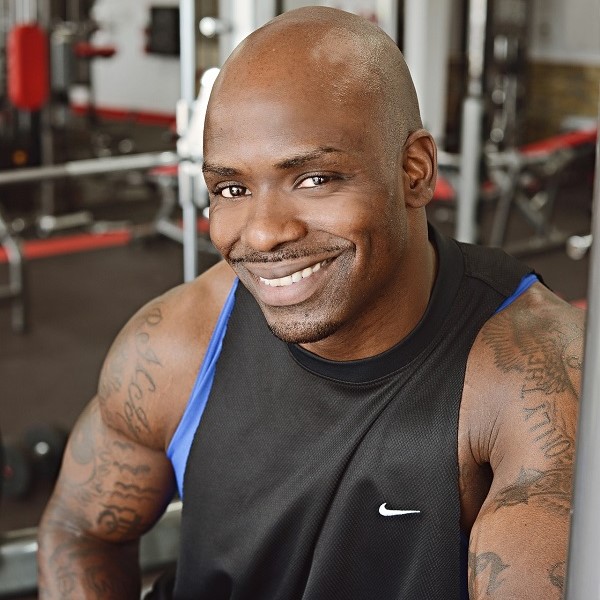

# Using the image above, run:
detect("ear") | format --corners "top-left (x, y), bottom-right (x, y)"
top-left (401, 129), bottom-right (437, 209)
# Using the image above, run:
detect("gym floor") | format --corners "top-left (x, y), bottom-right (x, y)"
top-left (0, 120), bottom-right (593, 596)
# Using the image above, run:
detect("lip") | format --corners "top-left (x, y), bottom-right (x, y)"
top-left (245, 255), bottom-right (333, 280)
top-left (242, 255), bottom-right (338, 307)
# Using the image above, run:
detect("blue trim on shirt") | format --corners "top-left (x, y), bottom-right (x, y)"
top-left (167, 278), bottom-right (239, 497)
top-left (494, 273), bottom-right (538, 314)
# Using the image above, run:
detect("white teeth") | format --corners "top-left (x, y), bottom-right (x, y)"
top-left (259, 260), bottom-right (324, 287)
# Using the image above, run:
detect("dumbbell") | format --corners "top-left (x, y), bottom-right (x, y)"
top-left (1, 424), bottom-right (68, 500)
top-left (1, 441), bottom-right (33, 499)
top-left (23, 424), bottom-right (69, 483)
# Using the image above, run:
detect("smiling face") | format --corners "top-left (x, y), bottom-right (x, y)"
top-left (204, 8), bottom-right (437, 360)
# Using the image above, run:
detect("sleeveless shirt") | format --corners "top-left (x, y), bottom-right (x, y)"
top-left (172, 227), bottom-right (533, 599)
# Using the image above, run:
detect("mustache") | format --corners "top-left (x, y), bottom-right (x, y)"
top-left (229, 245), bottom-right (349, 264)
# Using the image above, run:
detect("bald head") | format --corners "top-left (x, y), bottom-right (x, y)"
top-left (207, 7), bottom-right (422, 153)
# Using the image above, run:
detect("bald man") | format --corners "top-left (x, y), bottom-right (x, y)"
top-left (38, 7), bottom-right (583, 600)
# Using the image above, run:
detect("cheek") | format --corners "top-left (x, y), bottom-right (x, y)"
top-left (208, 204), bottom-right (243, 255)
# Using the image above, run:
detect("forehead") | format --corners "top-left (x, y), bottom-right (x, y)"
top-left (203, 23), bottom-right (388, 166)
top-left (204, 81), bottom-right (381, 170)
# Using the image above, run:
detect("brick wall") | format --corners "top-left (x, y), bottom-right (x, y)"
top-left (524, 62), bottom-right (600, 142)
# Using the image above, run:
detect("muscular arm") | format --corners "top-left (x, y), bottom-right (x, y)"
top-left (37, 400), bottom-right (176, 599)
top-left (463, 285), bottom-right (584, 599)
top-left (38, 262), bottom-right (235, 598)
top-left (37, 297), bottom-right (179, 599)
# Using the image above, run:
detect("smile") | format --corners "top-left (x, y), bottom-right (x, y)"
top-left (258, 260), bottom-right (324, 287)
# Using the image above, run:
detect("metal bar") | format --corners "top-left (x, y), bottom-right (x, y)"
top-left (180, 161), bottom-right (198, 282)
top-left (180, 0), bottom-right (196, 106)
top-left (456, 97), bottom-right (484, 243)
top-left (0, 152), bottom-right (178, 186)
top-left (564, 87), bottom-right (600, 598)
top-left (456, 0), bottom-right (488, 243)
top-left (0, 500), bottom-right (182, 598)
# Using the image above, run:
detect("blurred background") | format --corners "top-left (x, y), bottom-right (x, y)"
top-left (0, 0), bottom-right (597, 596)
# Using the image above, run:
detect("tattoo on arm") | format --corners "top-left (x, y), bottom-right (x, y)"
top-left (492, 466), bottom-right (572, 515)
top-left (482, 314), bottom-right (582, 400)
top-left (99, 303), bottom-right (165, 442)
top-left (549, 561), bottom-right (565, 591)
top-left (468, 550), bottom-right (510, 597)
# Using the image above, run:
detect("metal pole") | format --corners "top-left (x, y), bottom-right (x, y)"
top-left (564, 86), bottom-right (600, 598)
top-left (0, 151), bottom-right (178, 186)
top-left (180, 0), bottom-right (196, 106)
top-left (179, 0), bottom-right (198, 281)
top-left (456, 0), bottom-right (487, 243)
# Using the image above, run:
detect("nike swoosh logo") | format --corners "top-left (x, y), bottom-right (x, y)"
top-left (378, 502), bottom-right (421, 517)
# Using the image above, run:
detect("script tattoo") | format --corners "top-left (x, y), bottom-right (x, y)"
top-left (482, 313), bottom-right (581, 467)
top-left (523, 401), bottom-right (574, 462)
top-left (468, 551), bottom-right (510, 597)
top-left (117, 304), bottom-right (164, 441)
top-left (493, 467), bottom-right (572, 515)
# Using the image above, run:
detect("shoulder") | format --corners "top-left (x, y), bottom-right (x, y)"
top-left (458, 282), bottom-right (584, 526)
top-left (467, 282), bottom-right (584, 402)
top-left (97, 260), bottom-right (237, 451)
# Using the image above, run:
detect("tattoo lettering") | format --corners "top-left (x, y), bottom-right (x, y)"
top-left (549, 561), bottom-right (565, 590)
top-left (493, 467), bottom-right (572, 515)
top-left (97, 504), bottom-right (145, 538)
top-left (482, 313), bottom-right (581, 474)
top-left (115, 303), bottom-right (164, 441)
top-left (468, 551), bottom-right (510, 597)
top-left (523, 402), bottom-right (574, 462)
top-left (67, 408), bottom-right (161, 509)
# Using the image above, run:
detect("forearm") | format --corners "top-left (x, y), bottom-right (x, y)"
top-left (38, 509), bottom-right (141, 599)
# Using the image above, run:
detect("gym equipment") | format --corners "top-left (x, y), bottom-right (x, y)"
top-left (0, 424), bottom-right (68, 499)
top-left (435, 127), bottom-right (597, 255)
top-left (1, 442), bottom-right (32, 499)
top-left (6, 23), bottom-right (49, 111)
top-left (567, 233), bottom-right (593, 260)
top-left (0, 150), bottom-right (177, 333)
top-left (22, 424), bottom-right (68, 482)
top-left (456, 0), bottom-right (531, 244)
top-left (485, 128), bottom-right (596, 254)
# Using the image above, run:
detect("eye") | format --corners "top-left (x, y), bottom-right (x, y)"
top-left (218, 185), bottom-right (250, 198)
top-left (297, 175), bottom-right (331, 189)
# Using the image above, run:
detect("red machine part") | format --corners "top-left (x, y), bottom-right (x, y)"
top-left (73, 41), bottom-right (117, 59)
top-left (7, 23), bottom-right (50, 111)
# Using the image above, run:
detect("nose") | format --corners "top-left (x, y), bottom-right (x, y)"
top-left (240, 191), bottom-right (307, 252)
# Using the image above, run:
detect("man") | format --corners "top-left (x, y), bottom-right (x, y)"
top-left (38, 6), bottom-right (583, 599)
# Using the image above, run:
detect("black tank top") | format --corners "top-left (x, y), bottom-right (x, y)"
top-left (173, 227), bottom-right (532, 600)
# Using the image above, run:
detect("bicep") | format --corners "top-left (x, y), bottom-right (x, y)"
top-left (466, 293), bottom-right (583, 598)
top-left (48, 397), bottom-right (176, 544)
top-left (467, 387), bottom-right (577, 598)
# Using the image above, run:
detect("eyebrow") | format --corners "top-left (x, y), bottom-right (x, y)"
top-left (274, 146), bottom-right (342, 170)
top-left (202, 146), bottom-right (342, 177)
top-left (202, 163), bottom-right (240, 176)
